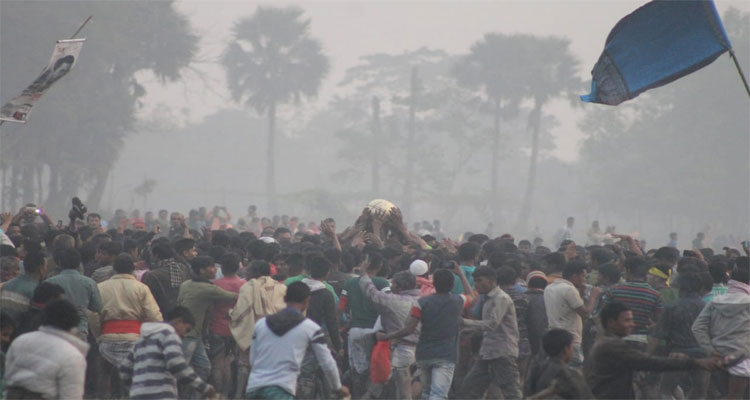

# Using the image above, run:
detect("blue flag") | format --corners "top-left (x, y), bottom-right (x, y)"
top-left (582, 0), bottom-right (732, 105)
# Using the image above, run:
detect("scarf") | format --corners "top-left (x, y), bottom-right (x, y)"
top-left (153, 258), bottom-right (190, 288)
top-left (727, 279), bottom-right (750, 295)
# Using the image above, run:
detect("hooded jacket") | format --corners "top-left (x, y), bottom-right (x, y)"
top-left (229, 276), bottom-right (287, 351)
top-left (246, 308), bottom-right (341, 396)
top-left (4, 326), bottom-right (89, 399)
top-left (692, 279), bottom-right (750, 357)
top-left (119, 322), bottom-right (208, 400)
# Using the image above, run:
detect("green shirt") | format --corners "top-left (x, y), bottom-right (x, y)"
top-left (177, 279), bottom-right (237, 338)
top-left (0, 274), bottom-right (39, 319)
top-left (284, 274), bottom-right (339, 303)
top-left (341, 276), bottom-right (390, 328)
top-left (46, 269), bottom-right (102, 335)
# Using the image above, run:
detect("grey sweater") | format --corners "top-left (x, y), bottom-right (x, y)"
top-left (359, 275), bottom-right (421, 345)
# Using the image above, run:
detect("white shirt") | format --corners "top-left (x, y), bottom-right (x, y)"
top-left (544, 278), bottom-right (585, 344)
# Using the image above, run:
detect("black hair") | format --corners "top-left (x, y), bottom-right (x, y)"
top-left (496, 266), bottom-right (516, 286)
top-left (473, 266), bottom-right (498, 283)
top-left (190, 255), bottom-right (214, 275)
top-left (42, 300), bottom-right (80, 331)
top-left (211, 231), bottom-right (230, 247)
top-left (174, 238), bottom-right (196, 255)
top-left (57, 247), bottom-right (81, 270)
top-left (528, 276), bottom-right (547, 289)
top-left (730, 257), bottom-right (749, 284)
top-left (364, 247), bottom-right (384, 272)
top-left (309, 255), bottom-right (331, 280)
top-left (433, 269), bottom-right (455, 293)
top-left (151, 242), bottom-right (174, 260)
top-left (220, 252), bottom-right (241, 275)
top-left (113, 253), bottom-right (135, 274)
top-left (676, 271), bottom-right (703, 295)
top-left (250, 260), bottom-right (271, 277)
top-left (542, 252), bottom-right (566, 274)
top-left (123, 238), bottom-right (137, 254)
top-left (23, 251), bottom-right (46, 274)
top-left (458, 242), bottom-right (480, 262)
top-left (654, 247), bottom-right (679, 264)
top-left (542, 328), bottom-right (574, 357)
top-left (285, 281), bottom-right (311, 303)
top-left (590, 248), bottom-right (615, 265)
top-left (99, 241), bottom-right (123, 257)
top-left (165, 306), bottom-right (195, 326)
top-left (600, 302), bottom-right (630, 328)
top-left (562, 261), bottom-right (586, 279)
top-left (467, 234), bottom-right (490, 245)
top-left (392, 271), bottom-right (417, 290)
top-left (287, 253), bottom-right (306, 276)
top-left (623, 256), bottom-right (649, 278)
top-left (274, 227), bottom-right (291, 238)
top-left (209, 245), bottom-right (228, 262)
top-left (31, 282), bottom-right (66, 304)
top-left (598, 262), bottom-right (621, 285)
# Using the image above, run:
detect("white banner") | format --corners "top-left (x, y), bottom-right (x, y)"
top-left (0, 38), bottom-right (85, 123)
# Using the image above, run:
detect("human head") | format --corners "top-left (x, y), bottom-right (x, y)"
top-left (562, 261), bottom-right (587, 287)
top-left (458, 242), bottom-right (480, 264)
top-left (597, 262), bottom-right (621, 286)
top-left (363, 248), bottom-right (384, 275)
top-left (274, 227), bottom-right (292, 244)
top-left (433, 269), bottom-right (455, 294)
top-left (87, 213), bottom-right (102, 229)
top-left (391, 270), bottom-right (417, 293)
top-left (174, 238), bottom-right (197, 261)
top-left (495, 266), bottom-right (517, 287)
top-left (56, 248), bottom-right (80, 271)
top-left (191, 256), bottom-right (217, 280)
top-left (541, 252), bottom-right (566, 276)
top-left (165, 306), bottom-right (195, 338)
top-left (309, 255), bottom-right (331, 280)
top-left (623, 256), bottom-right (649, 280)
top-left (654, 246), bottom-right (679, 267)
top-left (220, 252), bottom-right (241, 276)
top-left (31, 282), bottom-right (66, 306)
top-left (730, 257), bottom-right (749, 284)
top-left (600, 302), bottom-right (634, 337)
top-left (542, 328), bottom-right (574, 361)
top-left (0, 256), bottom-right (20, 282)
top-left (249, 260), bottom-right (271, 278)
top-left (42, 300), bottom-right (80, 332)
top-left (23, 251), bottom-right (47, 279)
top-left (52, 234), bottom-right (75, 251)
top-left (566, 216), bottom-right (575, 228)
top-left (647, 263), bottom-right (671, 289)
top-left (409, 259), bottom-right (429, 277)
top-left (158, 209), bottom-right (168, 220)
top-left (97, 241), bottom-right (122, 266)
top-left (1, 311), bottom-right (15, 351)
top-left (285, 281), bottom-right (311, 311)
top-left (113, 253), bottom-right (135, 274)
top-left (669, 232), bottom-right (677, 240)
top-left (474, 266), bottom-right (499, 294)
top-left (518, 240), bottom-right (531, 253)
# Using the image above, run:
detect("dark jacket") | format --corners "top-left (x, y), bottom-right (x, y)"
top-left (525, 289), bottom-right (548, 356)
top-left (525, 357), bottom-right (593, 399)
top-left (586, 332), bottom-right (696, 399)
top-left (142, 259), bottom-right (191, 314)
top-left (302, 278), bottom-right (341, 352)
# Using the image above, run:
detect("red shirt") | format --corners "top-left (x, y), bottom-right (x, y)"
top-left (209, 275), bottom-right (246, 336)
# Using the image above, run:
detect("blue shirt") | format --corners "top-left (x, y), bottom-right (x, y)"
top-left (46, 269), bottom-right (102, 335)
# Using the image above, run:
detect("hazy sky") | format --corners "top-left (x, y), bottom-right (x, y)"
top-left (136, 0), bottom-right (750, 161)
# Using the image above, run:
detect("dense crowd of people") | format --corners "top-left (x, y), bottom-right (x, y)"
top-left (0, 200), bottom-right (748, 400)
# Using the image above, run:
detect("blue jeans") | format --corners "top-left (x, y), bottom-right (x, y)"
top-left (180, 337), bottom-right (211, 399)
top-left (417, 359), bottom-right (455, 400)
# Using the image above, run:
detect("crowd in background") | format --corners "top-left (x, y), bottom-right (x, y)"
top-left (0, 201), bottom-right (748, 400)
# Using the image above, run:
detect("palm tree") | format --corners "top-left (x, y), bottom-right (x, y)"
top-left (453, 34), bottom-right (526, 221)
top-left (221, 6), bottom-right (330, 212)
top-left (514, 36), bottom-right (581, 232)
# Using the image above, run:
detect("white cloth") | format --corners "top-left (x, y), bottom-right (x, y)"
top-left (544, 278), bottom-right (584, 344)
top-left (4, 326), bottom-right (89, 399)
top-left (247, 315), bottom-right (341, 395)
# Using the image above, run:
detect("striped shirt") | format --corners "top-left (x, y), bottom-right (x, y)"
top-left (601, 282), bottom-right (662, 336)
top-left (119, 322), bottom-right (208, 399)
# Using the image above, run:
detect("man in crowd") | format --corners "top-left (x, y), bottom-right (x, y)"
top-left (361, 267), bottom-right (421, 399)
top-left (96, 253), bottom-right (162, 398)
top-left (177, 255), bottom-right (238, 396)
top-left (142, 241), bottom-right (192, 313)
top-left (119, 306), bottom-right (216, 400)
top-left (381, 265), bottom-right (473, 400)
top-left (0, 250), bottom-right (46, 319)
top-left (525, 329), bottom-right (593, 399)
top-left (245, 282), bottom-right (349, 400)
top-left (4, 300), bottom-right (88, 399)
top-left (91, 241), bottom-right (123, 283)
top-left (692, 257), bottom-right (750, 400)
top-left (544, 261), bottom-right (598, 368)
top-left (340, 248), bottom-right (390, 397)
top-left (458, 266), bottom-right (522, 399)
top-left (45, 248), bottom-right (101, 341)
top-left (207, 252), bottom-right (246, 397)
top-left (587, 302), bottom-right (720, 400)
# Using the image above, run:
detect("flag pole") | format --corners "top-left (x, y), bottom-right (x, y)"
top-left (729, 50), bottom-right (750, 98)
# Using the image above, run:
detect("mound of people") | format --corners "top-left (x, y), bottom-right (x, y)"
top-left (0, 201), bottom-right (748, 400)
